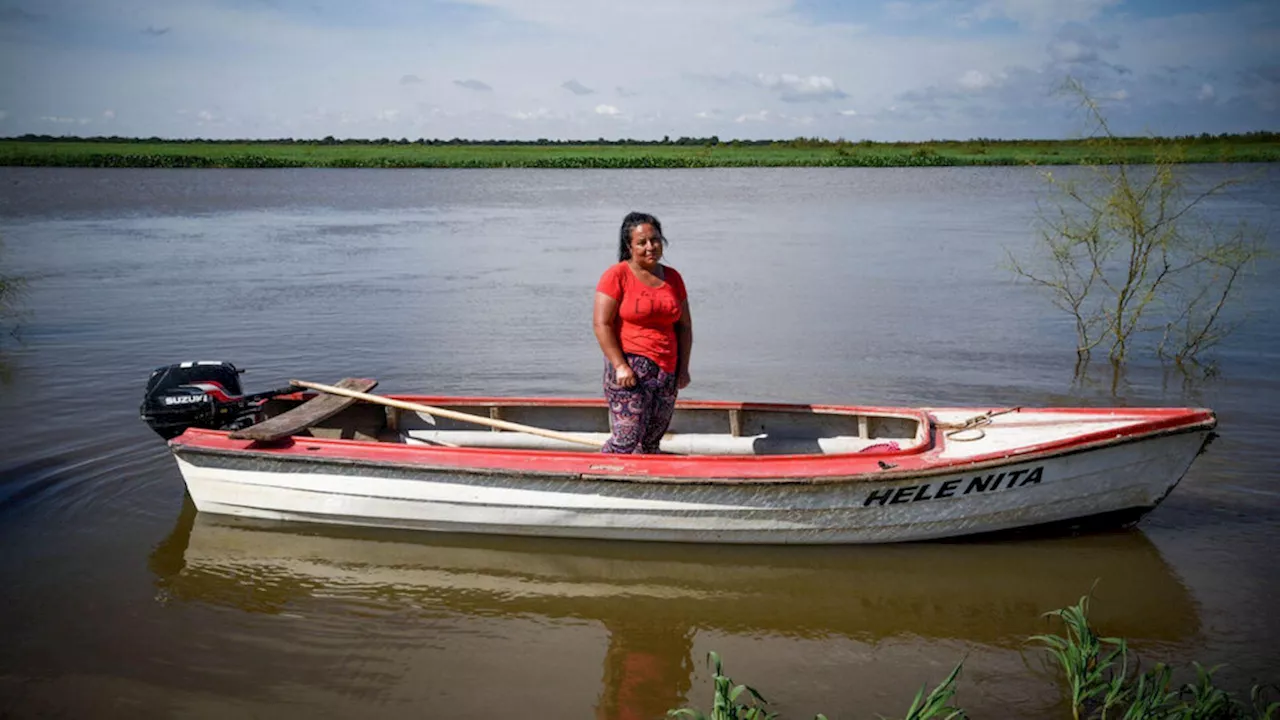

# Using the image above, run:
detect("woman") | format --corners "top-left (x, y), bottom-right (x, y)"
top-left (593, 212), bottom-right (693, 454)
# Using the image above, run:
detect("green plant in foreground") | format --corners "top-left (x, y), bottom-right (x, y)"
top-left (672, 591), bottom-right (1277, 719)
top-left (1032, 593), bottom-right (1278, 719)
top-left (900, 661), bottom-right (968, 720)
top-left (668, 651), bottom-right (778, 720)
top-left (1250, 686), bottom-right (1280, 720)
top-left (669, 652), bottom-right (965, 720)
top-left (1030, 594), bottom-right (1130, 719)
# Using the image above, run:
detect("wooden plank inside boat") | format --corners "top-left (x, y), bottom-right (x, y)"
top-left (229, 378), bottom-right (379, 441)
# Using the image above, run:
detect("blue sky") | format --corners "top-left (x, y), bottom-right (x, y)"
top-left (0, 0), bottom-right (1275, 141)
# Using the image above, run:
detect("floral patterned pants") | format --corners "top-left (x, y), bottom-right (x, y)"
top-left (602, 354), bottom-right (678, 454)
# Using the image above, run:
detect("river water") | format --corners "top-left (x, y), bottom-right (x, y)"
top-left (0, 166), bottom-right (1277, 718)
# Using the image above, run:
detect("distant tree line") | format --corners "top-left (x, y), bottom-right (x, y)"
top-left (2, 131), bottom-right (1276, 146)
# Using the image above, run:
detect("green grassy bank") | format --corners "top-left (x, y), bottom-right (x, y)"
top-left (1, 133), bottom-right (1278, 168)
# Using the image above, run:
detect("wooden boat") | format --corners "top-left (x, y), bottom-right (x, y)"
top-left (142, 363), bottom-right (1218, 544)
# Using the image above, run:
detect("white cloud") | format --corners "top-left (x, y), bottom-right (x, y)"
top-left (883, 1), bottom-right (925, 22)
top-left (754, 73), bottom-right (847, 102)
top-left (0, 0), bottom-right (1269, 141)
top-left (512, 108), bottom-right (554, 121)
top-left (594, 105), bottom-right (620, 116)
top-left (959, 70), bottom-right (997, 91)
top-left (963, 0), bottom-right (1122, 30)
top-left (561, 80), bottom-right (594, 96)
top-left (1198, 83), bottom-right (1215, 101)
top-left (40, 116), bottom-right (77, 124)
top-left (452, 0), bottom-right (794, 32)
top-left (1048, 24), bottom-right (1118, 65)
top-left (1049, 40), bottom-right (1094, 64)
top-left (376, 109), bottom-right (400, 122)
top-left (102, 109), bottom-right (116, 120)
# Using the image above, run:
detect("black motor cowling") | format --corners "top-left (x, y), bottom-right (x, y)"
top-left (140, 361), bottom-right (294, 440)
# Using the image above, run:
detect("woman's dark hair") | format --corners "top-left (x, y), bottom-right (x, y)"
top-left (617, 212), bottom-right (665, 262)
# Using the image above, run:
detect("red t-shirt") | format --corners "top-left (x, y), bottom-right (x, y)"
top-left (596, 262), bottom-right (688, 373)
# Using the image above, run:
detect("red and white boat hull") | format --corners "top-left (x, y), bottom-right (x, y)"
top-left (168, 400), bottom-right (1215, 544)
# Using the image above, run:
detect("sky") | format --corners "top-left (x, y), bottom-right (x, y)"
top-left (0, 0), bottom-right (1276, 142)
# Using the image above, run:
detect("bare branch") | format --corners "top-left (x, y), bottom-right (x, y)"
top-left (1010, 77), bottom-right (1265, 375)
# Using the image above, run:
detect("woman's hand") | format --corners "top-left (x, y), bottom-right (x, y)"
top-left (614, 363), bottom-right (637, 388)
top-left (677, 371), bottom-right (691, 390)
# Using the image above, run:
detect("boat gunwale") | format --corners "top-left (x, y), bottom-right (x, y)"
top-left (264, 394), bottom-right (939, 458)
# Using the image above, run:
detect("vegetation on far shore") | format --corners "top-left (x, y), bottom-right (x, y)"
top-left (1, 131), bottom-right (1278, 169)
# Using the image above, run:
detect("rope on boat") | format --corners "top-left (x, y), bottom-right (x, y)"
top-left (936, 406), bottom-right (1022, 442)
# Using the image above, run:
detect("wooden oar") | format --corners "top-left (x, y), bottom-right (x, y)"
top-left (291, 379), bottom-right (605, 449)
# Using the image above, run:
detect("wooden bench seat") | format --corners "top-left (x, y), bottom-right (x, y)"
top-left (229, 378), bottom-right (378, 441)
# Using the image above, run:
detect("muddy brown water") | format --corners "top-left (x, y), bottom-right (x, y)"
top-left (1, 166), bottom-right (1277, 718)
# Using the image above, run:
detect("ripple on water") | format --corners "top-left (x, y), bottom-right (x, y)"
top-left (0, 437), bottom-right (176, 525)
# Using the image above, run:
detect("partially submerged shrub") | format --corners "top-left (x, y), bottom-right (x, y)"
top-left (0, 236), bottom-right (24, 347)
top-left (1009, 78), bottom-right (1266, 375)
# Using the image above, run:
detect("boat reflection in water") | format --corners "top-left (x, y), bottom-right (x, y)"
top-left (150, 501), bottom-right (1200, 719)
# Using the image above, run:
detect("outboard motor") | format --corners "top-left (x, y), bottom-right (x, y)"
top-left (140, 361), bottom-right (297, 440)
